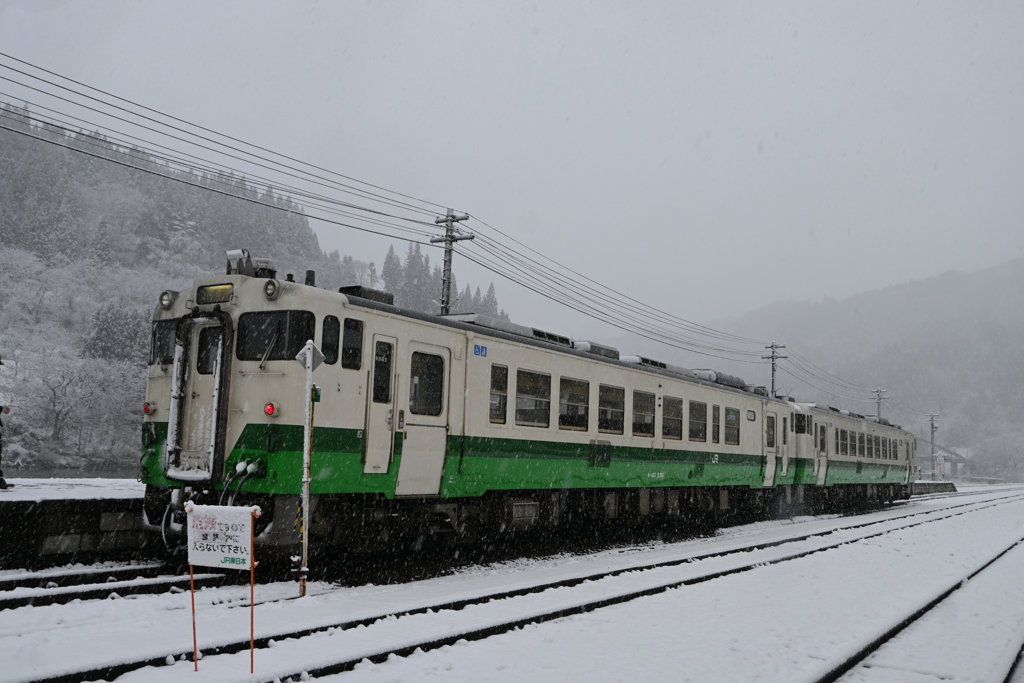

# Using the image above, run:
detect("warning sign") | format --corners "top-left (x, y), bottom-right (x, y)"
top-left (184, 502), bottom-right (261, 570)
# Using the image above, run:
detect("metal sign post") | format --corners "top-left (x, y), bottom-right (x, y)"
top-left (294, 340), bottom-right (324, 597)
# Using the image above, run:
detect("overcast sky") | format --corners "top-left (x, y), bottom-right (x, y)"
top-left (2, 1), bottom-right (1022, 345)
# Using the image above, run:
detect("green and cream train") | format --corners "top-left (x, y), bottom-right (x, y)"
top-left (140, 250), bottom-right (917, 551)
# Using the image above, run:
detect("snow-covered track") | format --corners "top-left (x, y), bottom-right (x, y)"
top-left (0, 562), bottom-right (166, 591)
top-left (0, 570), bottom-right (226, 609)
top-left (21, 490), bottom-right (1021, 683)
top-left (804, 534), bottom-right (1024, 683)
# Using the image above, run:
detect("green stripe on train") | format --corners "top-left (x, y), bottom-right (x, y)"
top-left (140, 422), bottom-right (908, 497)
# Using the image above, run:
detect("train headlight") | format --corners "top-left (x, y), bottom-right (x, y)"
top-left (143, 402), bottom-right (157, 415)
top-left (264, 402), bottom-right (279, 417)
top-left (264, 279), bottom-right (281, 301)
top-left (159, 290), bottom-right (177, 310)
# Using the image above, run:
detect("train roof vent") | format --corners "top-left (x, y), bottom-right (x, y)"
top-left (620, 356), bottom-right (696, 378)
top-left (532, 328), bottom-right (572, 346)
top-left (572, 341), bottom-right (620, 360)
top-left (751, 386), bottom-right (769, 397)
top-left (339, 285), bottom-right (394, 306)
top-left (444, 313), bottom-right (571, 347)
top-left (692, 369), bottom-right (749, 390)
top-left (621, 355), bottom-right (667, 369)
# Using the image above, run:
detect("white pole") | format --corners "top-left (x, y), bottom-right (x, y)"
top-left (300, 339), bottom-right (313, 598)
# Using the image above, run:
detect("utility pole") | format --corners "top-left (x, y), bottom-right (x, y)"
top-left (762, 342), bottom-right (787, 398)
top-left (431, 209), bottom-right (472, 315)
top-left (872, 388), bottom-right (888, 419)
top-left (927, 413), bottom-right (940, 480)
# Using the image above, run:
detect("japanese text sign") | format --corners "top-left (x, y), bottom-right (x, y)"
top-left (184, 502), bottom-right (261, 570)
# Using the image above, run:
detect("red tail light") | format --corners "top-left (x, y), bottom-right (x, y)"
top-left (264, 402), bottom-right (279, 417)
top-left (143, 402), bottom-right (156, 415)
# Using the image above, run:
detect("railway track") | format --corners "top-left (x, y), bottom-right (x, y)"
top-left (0, 563), bottom-right (226, 609)
top-left (808, 535), bottom-right (1024, 683)
top-left (17, 488), bottom-right (1024, 683)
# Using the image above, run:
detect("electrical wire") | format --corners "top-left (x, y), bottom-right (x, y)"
top-left (0, 53), bottom-right (932, 417)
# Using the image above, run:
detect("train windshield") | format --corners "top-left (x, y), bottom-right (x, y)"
top-left (236, 310), bottom-right (316, 361)
top-left (150, 319), bottom-right (178, 365)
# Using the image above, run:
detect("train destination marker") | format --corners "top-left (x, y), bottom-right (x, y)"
top-left (184, 501), bottom-right (261, 673)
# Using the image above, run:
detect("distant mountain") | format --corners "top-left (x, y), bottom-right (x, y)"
top-left (715, 258), bottom-right (1024, 480)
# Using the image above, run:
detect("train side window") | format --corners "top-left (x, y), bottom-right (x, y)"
top-left (766, 414), bottom-right (776, 449)
top-left (409, 352), bottom-right (444, 416)
top-left (559, 377), bottom-right (590, 431)
top-left (866, 434), bottom-right (874, 458)
top-left (516, 369), bottom-right (551, 428)
top-left (858, 433), bottom-right (866, 457)
top-left (793, 414), bottom-right (807, 434)
top-left (875, 436), bottom-right (881, 459)
top-left (341, 319), bottom-right (364, 370)
top-left (632, 390), bottom-right (656, 437)
top-left (840, 429), bottom-right (848, 455)
top-left (819, 425), bottom-right (827, 454)
top-left (711, 405), bottom-right (721, 444)
top-left (689, 401), bottom-right (707, 442)
top-left (196, 327), bottom-right (222, 375)
top-left (663, 396), bottom-right (683, 440)
top-left (882, 438), bottom-right (888, 459)
top-left (783, 417), bottom-right (788, 445)
top-left (372, 341), bottom-right (393, 403)
top-left (598, 385), bottom-right (625, 434)
top-left (834, 428), bottom-right (839, 454)
top-left (150, 319), bottom-right (178, 365)
top-left (490, 365), bottom-right (508, 424)
top-left (322, 316), bottom-right (340, 365)
top-left (724, 407), bottom-right (740, 445)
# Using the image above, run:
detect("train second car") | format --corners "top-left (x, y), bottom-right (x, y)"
top-left (140, 249), bottom-right (917, 553)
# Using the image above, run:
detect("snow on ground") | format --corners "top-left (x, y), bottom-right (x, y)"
top-left (0, 477), bottom-right (144, 501)
top-left (224, 493), bottom-right (1024, 683)
top-left (3, 487), bottom-right (1023, 682)
top-left (843, 540), bottom-right (1024, 682)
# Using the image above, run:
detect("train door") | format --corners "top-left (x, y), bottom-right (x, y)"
top-left (780, 415), bottom-right (790, 476)
top-left (763, 411), bottom-right (778, 487)
top-left (165, 311), bottom-right (232, 483)
top-left (363, 334), bottom-right (398, 474)
top-left (816, 423), bottom-right (829, 485)
top-left (395, 342), bottom-right (451, 496)
top-left (179, 323), bottom-right (222, 472)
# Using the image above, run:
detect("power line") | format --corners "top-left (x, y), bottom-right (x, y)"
top-left (0, 121), bottom-right (438, 247)
top-left (0, 53), bottom-right (448, 217)
top-left (0, 55), bottom-right (931, 417)
top-left (0, 104), bottom-right (437, 240)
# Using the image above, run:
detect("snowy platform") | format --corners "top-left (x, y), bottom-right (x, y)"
top-left (0, 477), bottom-right (145, 502)
top-left (0, 479), bottom-right (154, 569)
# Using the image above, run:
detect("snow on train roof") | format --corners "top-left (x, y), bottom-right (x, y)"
top-left (341, 292), bottom-right (775, 401)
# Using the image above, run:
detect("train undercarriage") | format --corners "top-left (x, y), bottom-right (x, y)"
top-left (145, 482), bottom-right (911, 560)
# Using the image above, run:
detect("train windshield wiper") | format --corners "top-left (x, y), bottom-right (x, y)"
top-left (259, 330), bottom-right (280, 370)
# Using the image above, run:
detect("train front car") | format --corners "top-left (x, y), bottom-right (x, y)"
top-left (141, 250), bottom-right (323, 552)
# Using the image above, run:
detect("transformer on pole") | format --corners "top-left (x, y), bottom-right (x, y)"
top-left (431, 209), bottom-right (473, 316)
